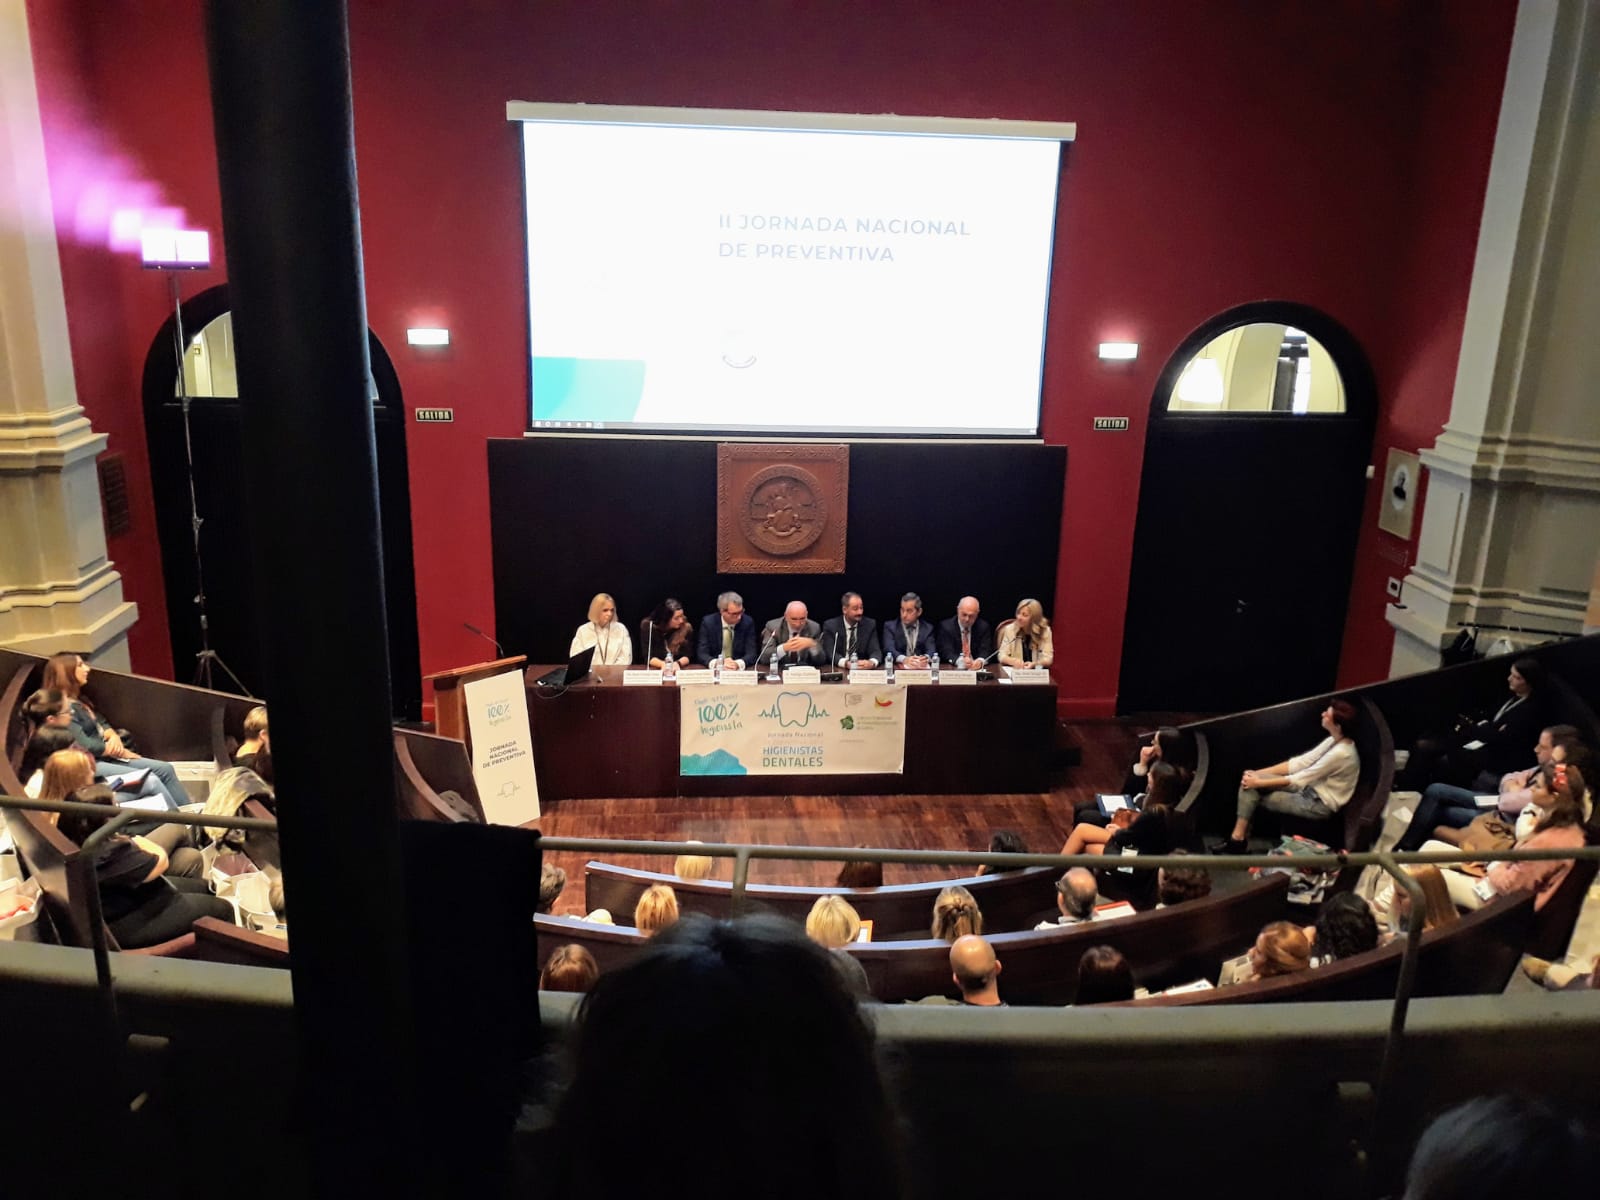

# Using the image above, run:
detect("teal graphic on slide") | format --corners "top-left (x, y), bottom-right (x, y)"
top-left (532, 356), bottom-right (647, 422)
top-left (680, 749), bottom-right (748, 776)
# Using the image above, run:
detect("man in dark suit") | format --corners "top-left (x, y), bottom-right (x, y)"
top-left (936, 595), bottom-right (995, 668)
top-left (695, 591), bottom-right (758, 669)
top-left (882, 592), bottom-right (937, 668)
top-left (818, 591), bottom-right (882, 667)
top-left (757, 600), bottom-right (826, 668)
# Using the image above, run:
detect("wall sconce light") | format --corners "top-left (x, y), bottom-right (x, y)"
top-left (406, 327), bottom-right (451, 347)
top-left (1097, 342), bottom-right (1138, 361)
top-left (140, 228), bottom-right (211, 269)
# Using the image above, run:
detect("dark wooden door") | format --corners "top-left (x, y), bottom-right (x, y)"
top-left (1118, 306), bottom-right (1377, 714)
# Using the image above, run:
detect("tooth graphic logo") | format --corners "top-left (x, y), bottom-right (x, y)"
top-left (760, 691), bottom-right (829, 728)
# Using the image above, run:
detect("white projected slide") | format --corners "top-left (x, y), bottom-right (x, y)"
top-left (519, 118), bottom-right (1064, 437)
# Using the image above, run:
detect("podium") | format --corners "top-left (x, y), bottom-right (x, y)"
top-left (424, 656), bottom-right (527, 741)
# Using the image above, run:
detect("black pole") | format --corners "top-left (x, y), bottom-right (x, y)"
top-left (203, 3), bottom-right (422, 1194)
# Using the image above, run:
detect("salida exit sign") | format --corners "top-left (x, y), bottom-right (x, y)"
top-left (415, 408), bottom-right (454, 423)
top-left (1092, 416), bottom-right (1130, 431)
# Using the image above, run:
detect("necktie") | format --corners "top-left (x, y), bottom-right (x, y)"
top-left (906, 625), bottom-right (917, 654)
top-left (962, 627), bottom-right (971, 659)
top-left (846, 625), bottom-right (856, 658)
top-left (722, 624), bottom-right (733, 660)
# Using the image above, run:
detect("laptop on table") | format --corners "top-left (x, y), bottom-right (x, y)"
top-left (534, 644), bottom-right (596, 688)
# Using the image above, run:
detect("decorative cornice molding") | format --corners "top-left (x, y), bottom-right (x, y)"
top-left (1421, 425), bottom-right (1600, 491)
top-left (0, 405), bottom-right (105, 471)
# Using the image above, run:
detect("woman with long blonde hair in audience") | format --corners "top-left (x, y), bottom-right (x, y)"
top-left (931, 885), bottom-right (983, 942)
top-left (634, 883), bottom-right (679, 935)
top-left (996, 598), bottom-right (1053, 670)
top-left (1394, 867), bottom-right (1461, 936)
top-left (36, 748), bottom-right (97, 821)
top-left (569, 592), bottom-right (633, 666)
top-left (41, 652), bottom-right (189, 810)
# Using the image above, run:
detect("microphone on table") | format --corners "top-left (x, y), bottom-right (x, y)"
top-left (973, 647), bottom-right (1003, 680)
top-left (644, 621), bottom-right (654, 668)
top-left (463, 622), bottom-right (504, 656)
top-left (757, 625), bottom-right (778, 667)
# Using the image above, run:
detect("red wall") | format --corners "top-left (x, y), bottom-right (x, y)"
top-left (25, 0), bottom-right (1514, 714)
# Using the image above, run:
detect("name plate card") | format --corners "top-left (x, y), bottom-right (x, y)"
top-left (1004, 666), bottom-right (1053, 685)
top-left (718, 670), bottom-right (759, 687)
top-left (783, 666), bottom-right (822, 683)
top-left (623, 669), bottom-right (666, 686)
top-left (848, 669), bottom-right (890, 685)
top-left (895, 670), bottom-right (934, 685)
top-left (935, 670), bottom-right (978, 686)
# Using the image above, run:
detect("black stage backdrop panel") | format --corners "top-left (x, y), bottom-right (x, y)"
top-left (488, 438), bottom-right (1067, 666)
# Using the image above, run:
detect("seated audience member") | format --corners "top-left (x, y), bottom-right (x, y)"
top-left (1037, 867), bottom-right (1099, 929)
top-left (1075, 727), bottom-right (1196, 830)
top-left (1402, 1095), bottom-right (1600, 1200)
top-left (836, 857), bottom-right (883, 889)
top-left (805, 894), bottom-right (871, 997)
top-left (539, 944), bottom-right (600, 994)
top-left (1060, 763), bottom-right (1185, 857)
top-left (569, 592), bottom-right (633, 666)
top-left (674, 841), bottom-right (715, 880)
top-left (1383, 867), bottom-right (1460, 938)
top-left (633, 883), bottom-right (680, 936)
top-left (233, 705), bottom-right (270, 771)
top-left (976, 829), bottom-right (1028, 875)
top-left (931, 885), bottom-right (983, 942)
top-left (35, 747), bottom-right (97, 816)
top-left (201, 766), bottom-right (274, 843)
top-left (546, 914), bottom-right (900, 1200)
top-left (56, 783), bottom-right (234, 949)
top-left (1157, 851), bottom-right (1212, 908)
top-left (1396, 723), bottom-right (1577, 852)
top-left (696, 591), bottom-right (757, 670)
top-left (1430, 733), bottom-right (1590, 850)
top-left (1404, 656), bottom-right (1550, 790)
top-left (756, 601), bottom-right (825, 668)
top-left (1418, 761), bottom-right (1587, 912)
top-left (819, 591), bottom-right (882, 668)
top-left (537, 863), bottom-right (566, 914)
top-left (949, 934), bottom-right (1004, 1006)
top-left (1308, 892), bottom-right (1379, 966)
top-left (41, 653), bottom-right (188, 810)
top-left (996, 598), bottom-right (1053, 669)
top-left (1227, 698), bottom-right (1362, 851)
top-left (1248, 921), bottom-right (1312, 981)
top-left (882, 592), bottom-right (936, 668)
top-left (22, 689), bottom-right (171, 807)
top-left (641, 597), bottom-right (693, 671)
top-left (936, 595), bottom-right (995, 669)
top-left (1073, 945), bottom-right (1134, 1005)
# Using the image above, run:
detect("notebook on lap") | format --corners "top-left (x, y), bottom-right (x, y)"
top-left (535, 644), bottom-right (596, 688)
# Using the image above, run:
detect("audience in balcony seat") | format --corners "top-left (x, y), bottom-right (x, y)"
top-left (1060, 762), bottom-right (1185, 858)
top-left (1036, 867), bottom-right (1099, 930)
top-left (22, 690), bottom-right (172, 809)
top-left (41, 653), bottom-right (188, 811)
top-left (232, 705), bottom-right (270, 773)
top-left (1227, 699), bottom-right (1362, 852)
top-left (546, 913), bottom-right (901, 1200)
top-left (1246, 921), bottom-right (1312, 981)
top-left (200, 766), bottom-right (274, 845)
top-left (805, 894), bottom-right (871, 997)
top-left (931, 885), bottom-right (983, 942)
top-left (17, 725), bottom-right (79, 798)
top-left (1307, 892), bottom-right (1379, 966)
top-left (1401, 656), bottom-right (1551, 791)
top-left (836, 856), bottom-right (882, 889)
top-left (674, 841), bottom-right (715, 880)
top-left (1397, 724), bottom-right (1580, 852)
top-left (975, 828), bottom-right (1027, 875)
top-left (57, 783), bottom-right (233, 949)
top-left (633, 883), bottom-right (680, 935)
top-left (536, 864), bottom-right (566, 914)
top-left (1072, 945), bottom-right (1134, 1005)
top-left (1156, 851), bottom-right (1212, 908)
top-left (1403, 1094), bottom-right (1600, 1200)
top-left (1380, 867), bottom-right (1461, 940)
top-left (539, 944), bottom-right (599, 994)
top-left (1417, 761), bottom-right (1588, 913)
top-left (949, 935), bottom-right (1004, 1006)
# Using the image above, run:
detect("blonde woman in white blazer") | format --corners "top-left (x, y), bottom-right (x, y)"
top-left (570, 593), bottom-right (634, 665)
top-left (997, 598), bottom-right (1053, 669)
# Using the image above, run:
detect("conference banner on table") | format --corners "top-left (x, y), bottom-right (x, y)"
top-left (680, 685), bottom-right (906, 776)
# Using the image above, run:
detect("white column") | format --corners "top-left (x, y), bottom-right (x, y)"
top-left (0, 1), bottom-right (137, 667)
top-left (1389, 0), bottom-right (1600, 675)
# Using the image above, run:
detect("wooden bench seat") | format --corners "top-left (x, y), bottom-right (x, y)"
top-left (582, 860), bottom-right (1061, 938)
top-left (395, 728), bottom-right (485, 822)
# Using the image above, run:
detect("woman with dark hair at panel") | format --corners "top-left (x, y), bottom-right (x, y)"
top-left (640, 597), bottom-right (693, 671)
top-left (40, 652), bottom-right (188, 811)
top-left (1073, 945), bottom-right (1134, 1006)
top-left (1307, 892), bottom-right (1379, 966)
top-left (1418, 761), bottom-right (1588, 913)
top-left (56, 784), bottom-right (234, 949)
top-left (1226, 698), bottom-right (1362, 852)
top-left (1403, 1095), bottom-right (1600, 1200)
top-left (1403, 656), bottom-right (1551, 791)
top-left (931, 885), bottom-right (983, 942)
top-left (546, 913), bottom-right (901, 1200)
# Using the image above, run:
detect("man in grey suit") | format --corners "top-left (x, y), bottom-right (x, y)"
top-left (757, 600), bottom-right (826, 667)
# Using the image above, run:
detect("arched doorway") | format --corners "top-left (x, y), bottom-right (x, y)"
top-left (1118, 302), bottom-right (1378, 714)
top-left (140, 284), bottom-right (422, 719)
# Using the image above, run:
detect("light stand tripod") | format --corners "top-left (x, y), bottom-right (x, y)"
top-left (153, 252), bottom-right (253, 696)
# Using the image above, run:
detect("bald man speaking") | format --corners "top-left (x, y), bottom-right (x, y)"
top-left (757, 601), bottom-right (826, 668)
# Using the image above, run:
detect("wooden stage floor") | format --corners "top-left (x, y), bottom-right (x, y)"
top-left (531, 719), bottom-right (1146, 917)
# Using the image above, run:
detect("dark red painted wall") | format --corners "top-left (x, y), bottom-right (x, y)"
top-left (25, 0), bottom-right (1515, 713)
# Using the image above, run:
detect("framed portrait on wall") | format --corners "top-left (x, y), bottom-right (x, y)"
top-left (1378, 448), bottom-right (1421, 540)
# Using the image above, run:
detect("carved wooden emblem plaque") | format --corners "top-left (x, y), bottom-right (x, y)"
top-left (717, 443), bottom-right (848, 574)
